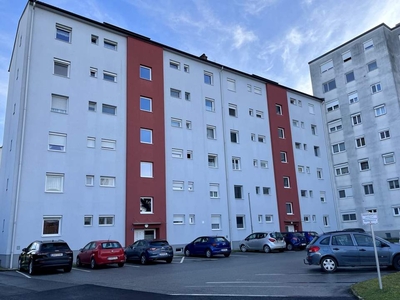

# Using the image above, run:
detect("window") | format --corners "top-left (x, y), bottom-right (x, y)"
top-left (382, 153), bottom-right (395, 165)
top-left (345, 71), bottom-right (355, 83)
top-left (56, 24), bottom-right (71, 42)
top-left (232, 157), bottom-right (241, 170)
top-left (320, 60), bottom-right (333, 73)
top-left (311, 125), bottom-right (317, 135)
top-left (91, 35), bottom-right (98, 44)
top-left (368, 61), bottom-right (378, 72)
top-left (253, 159), bottom-right (258, 167)
top-left (295, 142), bottom-right (301, 149)
top-left (317, 168), bottom-right (323, 179)
top-left (211, 214), bottom-right (221, 230)
top-left (283, 177), bottom-right (290, 188)
top-left (140, 197), bottom-right (153, 214)
top-left (351, 113), bottom-right (362, 125)
top-left (278, 128), bottom-right (285, 139)
top-left (227, 78), bottom-right (236, 91)
top-left (280, 152), bottom-right (287, 163)
top-left (323, 216), bottom-right (329, 227)
top-left (314, 146), bottom-right (320, 157)
top-left (173, 214), bottom-right (185, 225)
top-left (103, 71), bottom-right (116, 82)
top-left (328, 120), bottom-right (342, 133)
top-left (286, 203), bottom-right (293, 214)
top-left (48, 132), bottom-right (66, 152)
top-left (374, 105), bottom-right (386, 117)
top-left (140, 128), bottom-right (152, 144)
top-left (236, 216), bottom-right (245, 229)
top-left (298, 165), bottom-right (305, 173)
top-left (247, 84), bottom-right (252, 92)
top-left (249, 108), bottom-right (254, 116)
top-left (363, 39), bottom-right (374, 51)
top-left (90, 67), bottom-right (97, 78)
top-left (230, 130), bottom-right (239, 143)
top-left (88, 101), bottom-right (97, 112)
top-left (184, 64), bottom-right (189, 73)
top-left (371, 82), bottom-right (382, 94)
top-left (188, 181), bottom-right (194, 191)
top-left (263, 187), bottom-right (270, 195)
top-left (359, 159), bottom-right (370, 171)
top-left (276, 104), bottom-right (282, 115)
top-left (140, 162), bottom-right (153, 178)
top-left (207, 126), bottom-right (216, 139)
top-left (204, 71), bottom-right (213, 85)
top-left (170, 88), bottom-right (181, 98)
top-left (84, 215), bottom-right (93, 226)
top-left (189, 214), bottom-right (195, 224)
top-left (308, 104), bottom-right (315, 114)
top-left (101, 139), bottom-right (116, 150)
top-left (256, 111), bottom-right (264, 119)
top-left (348, 92), bottom-right (359, 104)
top-left (303, 215), bottom-right (310, 222)
top-left (388, 179), bottom-right (400, 190)
top-left (210, 183), bottom-right (220, 198)
top-left (335, 164), bottom-right (349, 176)
top-left (169, 60), bottom-right (180, 70)
top-left (87, 137), bottom-right (95, 148)
top-left (171, 118), bottom-right (182, 128)
top-left (258, 215), bottom-right (263, 223)
top-left (51, 94), bottom-right (68, 114)
top-left (379, 129), bottom-right (390, 140)
top-left (260, 160), bottom-right (268, 168)
top-left (208, 154), bottom-right (218, 167)
top-left (186, 121), bottom-right (192, 130)
top-left (172, 181), bottom-right (184, 191)
top-left (326, 100), bottom-right (339, 112)
top-left (393, 207), bottom-right (400, 216)
top-left (366, 209), bottom-right (377, 214)
top-left (303, 144), bottom-right (307, 150)
top-left (99, 215), bottom-right (114, 226)
top-left (54, 59), bottom-right (70, 77)
top-left (42, 216), bottom-right (61, 235)
top-left (355, 137), bottom-right (366, 148)
top-left (102, 104), bottom-right (116, 115)
top-left (205, 98), bottom-right (215, 112)
top-left (256, 186), bottom-right (260, 194)
top-left (86, 175), bottom-right (94, 186)
top-left (363, 183), bottom-right (374, 195)
top-left (342, 50), bottom-right (351, 62)
top-left (258, 135), bottom-right (266, 143)
top-left (320, 192), bottom-right (326, 203)
top-left (140, 96), bottom-right (152, 112)
top-left (292, 119), bottom-right (299, 127)
top-left (100, 176), bottom-right (115, 187)
top-left (301, 190), bottom-right (307, 197)
top-left (234, 185), bottom-right (243, 199)
top-left (185, 92), bottom-right (190, 101)
top-left (342, 213), bottom-right (357, 222)
top-left (228, 104), bottom-right (237, 117)
top-left (323, 79), bottom-right (336, 93)
top-left (254, 87), bottom-right (262, 95)
top-left (172, 148), bottom-right (183, 158)
top-left (332, 142), bottom-right (345, 153)
top-left (251, 133), bottom-right (256, 142)
top-left (140, 65), bottom-right (151, 80)
top-left (265, 215), bottom-right (273, 223)
top-left (45, 173), bottom-right (64, 193)
top-left (104, 39), bottom-right (117, 50)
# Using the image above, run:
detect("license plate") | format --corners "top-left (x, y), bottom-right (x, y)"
top-left (51, 253), bottom-right (63, 257)
top-left (108, 256), bottom-right (118, 260)
top-left (221, 249), bottom-right (228, 252)
top-left (159, 253), bottom-right (168, 256)
top-left (301, 243), bottom-right (306, 246)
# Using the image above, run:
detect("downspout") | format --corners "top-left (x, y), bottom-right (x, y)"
top-left (9, 1), bottom-right (36, 268)
top-left (218, 66), bottom-right (233, 243)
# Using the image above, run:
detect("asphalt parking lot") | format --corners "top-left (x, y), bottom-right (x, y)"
top-left (0, 250), bottom-right (396, 299)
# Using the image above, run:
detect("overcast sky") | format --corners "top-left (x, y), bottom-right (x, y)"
top-left (0, 0), bottom-right (399, 146)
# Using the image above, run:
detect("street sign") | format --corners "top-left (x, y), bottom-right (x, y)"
top-left (361, 213), bottom-right (378, 225)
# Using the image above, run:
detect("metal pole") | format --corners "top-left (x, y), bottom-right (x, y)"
top-left (248, 193), bottom-right (254, 233)
top-left (370, 223), bottom-right (383, 290)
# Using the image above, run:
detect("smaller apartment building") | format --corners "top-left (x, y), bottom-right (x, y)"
top-left (309, 23), bottom-right (400, 237)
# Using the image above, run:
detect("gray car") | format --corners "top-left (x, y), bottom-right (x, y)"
top-left (239, 232), bottom-right (286, 253)
top-left (304, 231), bottom-right (400, 272)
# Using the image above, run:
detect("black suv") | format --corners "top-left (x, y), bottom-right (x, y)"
top-left (18, 240), bottom-right (73, 275)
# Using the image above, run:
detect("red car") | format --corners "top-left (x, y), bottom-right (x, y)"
top-left (76, 240), bottom-right (125, 269)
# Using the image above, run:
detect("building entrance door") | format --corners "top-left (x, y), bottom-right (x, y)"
top-left (285, 225), bottom-right (295, 232)
top-left (134, 229), bottom-right (155, 241)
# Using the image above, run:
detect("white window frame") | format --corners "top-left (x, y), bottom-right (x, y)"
top-left (90, 67), bottom-right (98, 78)
top-left (189, 214), bottom-right (195, 225)
top-left (332, 142), bottom-right (346, 154)
top-left (265, 215), bottom-right (273, 223)
top-left (209, 183), bottom-right (220, 198)
top-left (388, 178), bottom-right (400, 190)
top-left (303, 215), bottom-right (310, 222)
top-left (374, 105), bottom-right (386, 117)
top-left (171, 118), bottom-right (182, 128)
top-left (91, 35), bottom-right (98, 44)
top-left (363, 183), bottom-right (374, 195)
top-left (342, 50), bottom-right (351, 62)
top-left (227, 78), bottom-right (236, 91)
top-left (173, 214), bottom-right (185, 225)
top-left (382, 153), bottom-right (395, 165)
top-left (140, 96), bottom-right (152, 112)
top-left (101, 139), bottom-right (116, 150)
top-left (208, 154), bottom-right (218, 168)
top-left (254, 86), bottom-right (262, 95)
top-left (207, 125), bottom-right (216, 139)
top-left (368, 60), bottom-right (378, 72)
top-left (172, 148), bottom-right (183, 159)
top-left (320, 60), bottom-right (333, 73)
top-left (278, 127), bottom-right (285, 139)
top-left (311, 125), bottom-right (317, 135)
top-left (320, 191), bottom-right (326, 203)
top-left (335, 164), bottom-right (349, 176)
top-left (99, 215), bottom-right (114, 226)
top-left (172, 180), bottom-right (184, 191)
top-left (280, 151), bottom-right (287, 163)
top-left (328, 120), bottom-right (342, 133)
top-left (323, 79), bottom-right (336, 93)
top-left (103, 71), bottom-right (117, 82)
top-left (87, 137), bottom-right (95, 148)
top-left (140, 128), bottom-right (153, 144)
top-left (355, 136), bottom-right (366, 148)
top-left (263, 187), bottom-right (270, 195)
top-left (379, 129), bottom-right (390, 140)
top-left (140, 65), bottom-right (152, 80)
top-left (104, 39), bottom-right (117, 50)
top-left (54, 58), bottom-right (70, 77)
top-left (169, 60), bottom-right (180, 70)
top-left (260, 160), bottom-right (268, 169)
top-left (102, 104), bottom-right (116, 115)
top-left (55, 24), bottom-right (71, 43)
top-left (188, 181), bottom-right (194, 191)
top-left (232, 157), bottom-right (241, 170)
top-left (256, 110), bottom-right (264, 118)
top-left (234, 185), bottom-right (243, 199)
top-left (359, 159), bottom-right (370, 171)
top-left (48, 132), bottom-right (66, 152)
top-left (86, 175), bottom-right (94, 186)
top-left (45, 173), bottom-right (64, 193)
top-left (140, 197), bottom-right (153, 214)
top-left (51, 94), bottom-right (68, 114)
top-left (276, 104), bottom-right (283, 115)
top-left (100, 176), bottom-right (115, 187)
top-left (42, 216), bottom-right (62, 236)
top-left (170, 88), bottom-right (181, 98)
top-left (317, 168), bottom-right (323, 179)
top-left (205, 98), bottom-right (215, 112)
top-left (283, 176), bottom-right (290, 188)
top-left (211, 214), bottom-right (221, 230)
top-left (140, 162), bottom-right (153, 178)
top-left (258, 135), bottom-right (266, 143)
top-left (326, 100), bottom-right (339, 112)
top-left (228, 104), bottom-right (237, 117)
top-left (184, 64), bottom-right (190, 73)
top-left (348, 92), bottom-right (359, 104)
top-left (342, 213), bottom-right (357, 222)
top-left (323, 215), bottom-right (329, 227)
top-left (84, 215), bottom-right (93, 226)
top-left (298, 165), bottom-right (305, 173)
top-left (286, 203), bottom-right (293, 215)
top-left (371, 82), bottom-right (382, 94)
top-left (230, 130), bottom-right (239, 143)
top-left (363, 39), bottom-right (374, 51)
top-left (185, 92), bottom-right (191, 101)
top-left (204, 71), bottom-right (213, 85)
top-left (345, 71), bottom-right (355, 83)
top-left (236, 215), bottom-right (245, 229)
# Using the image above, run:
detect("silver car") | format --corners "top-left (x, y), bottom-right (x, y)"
top-left (304, 231), bottom-right (400, 272)
top-left (239, 232), bottom-right (286, 253)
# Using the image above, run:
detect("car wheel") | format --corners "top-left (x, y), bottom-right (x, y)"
top-left (166, 258), bottom-right (173, 263)
top-left (28, 261), bottom-right (35, 275)
top-left (124, 254), bottom-right (128, 262)
top-left (263, 245), bottom-right (271, 253)
top-left (18, 259), bottom-right (23, 271)
top-left (393, 254), bottom-right (400, 271)
top-left (224, 253), bottom-right (230, 258)
top-left (184, 248), bottom-right (191, 257)
top-left (140, 254), bottom-right (147, 265)
top-left (205, 249), bottom-right (212, 258)
top-left (286, 244), bottom-right (293, 251)
top-left (320, 257), bottom-right (337, 272)
top-left (90, 257), bottom-right (97, 269)
top-left (240, 245), bottom-right (247, 252)
top-left (118, 262), bottom-right (124, 267)
top-left (76, 256), bottom-right (82, 267)
top-left (64, 265), bottom-right (72, 272)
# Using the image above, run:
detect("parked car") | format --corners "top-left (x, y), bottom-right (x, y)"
top-left (239, 232), bottom-right (286, 253)
top-left (304, 231), bottom-right (400, 272)
top-left (18, 240), bottom-right (73, 275)
top-left (298, 231), bottom-right (319, 244)
top-left (76, 240), bottom-right (125, 269)
top-left (281, 232), bottom-right (307, 250)
top-left (184, 236), bottom-right (231, 258)
top-left (125, 239), bottom-right (173, 265)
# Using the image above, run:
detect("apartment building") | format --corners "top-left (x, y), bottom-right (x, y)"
top-left (309, 23), bottom-right (400, 238)
top-left (0, 0), bottom-right (337, 268)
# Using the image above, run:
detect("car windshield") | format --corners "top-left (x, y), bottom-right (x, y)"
top-left (40, 243), bottom-right (70, 252)
top-left (214, 237), bottom-right (228, 242)
top-left (270, 232), bottom-right (283, 239)
top-left (101, 242), bottom-right (121, 249)
top-left (292, 232), bottom-right (303, 237)
top-left (149, 241), bottom-right (169, 247)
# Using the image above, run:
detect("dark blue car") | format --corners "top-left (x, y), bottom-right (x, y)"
top-left (281, 232), bottom-right (307, 250)
top-left (299, 231), bottom-right (319, 244)
top-left (184, 236), bottom-right (231, 258)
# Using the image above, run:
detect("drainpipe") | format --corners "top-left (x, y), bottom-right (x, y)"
top-left (9, 1), bottom-right (36, 268)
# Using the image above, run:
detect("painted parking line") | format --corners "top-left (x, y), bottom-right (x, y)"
top-left (180, 257), bottom-right (185, 263)
top-left (124, 264), bottom-right (140, 268)
top-left (72, 267), bottom-right (91, 272)
top-left (16, 271), bottom-right (31, 278)
top-left (171, 293), bottom-right (294, 297)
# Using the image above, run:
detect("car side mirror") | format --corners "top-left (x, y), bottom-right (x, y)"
top-left (245, 238), bottom-right (249, 241)
top-left (22, 248), bottom-right (27, 252)
top-left (79, 248), bottom-right (83, 252)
